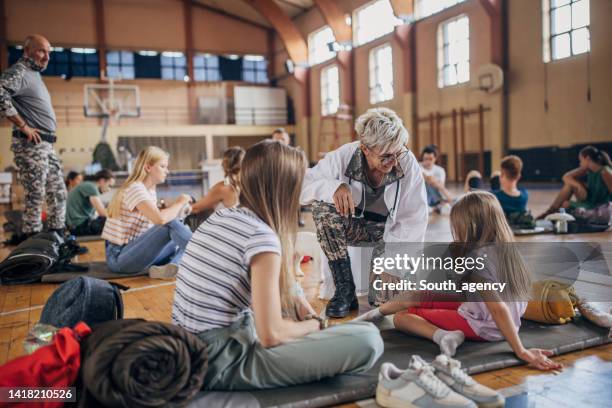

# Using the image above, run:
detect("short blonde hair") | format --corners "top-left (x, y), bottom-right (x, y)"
top-left (355, 108), bottom-right (409, 153)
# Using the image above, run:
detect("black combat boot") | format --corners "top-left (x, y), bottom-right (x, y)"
top-left (325, 258), bottom-right (359, 318)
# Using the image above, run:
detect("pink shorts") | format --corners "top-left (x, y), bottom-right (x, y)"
top-left (397, 300), bottom-right (484, 341)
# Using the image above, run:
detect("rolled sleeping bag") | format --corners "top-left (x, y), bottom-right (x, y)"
top-left (0, 232), bottom-right (63, 285)
top-left (78, 319), bottom-right (208, 408)
top-left (39, 276), bottom-right (126, 328)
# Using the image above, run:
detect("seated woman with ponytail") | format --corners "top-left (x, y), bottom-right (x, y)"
top-left (101, 146), bottom-right (193, 278)
top-left (172, 140), bottom-right (383, 391)
top-left (537, 146), bottom-right (612, 219)
top-left (191, 146), bottom-right (244, 213)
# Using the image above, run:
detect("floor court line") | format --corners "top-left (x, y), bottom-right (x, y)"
top-left (0, 281), bottom-right (176, 316)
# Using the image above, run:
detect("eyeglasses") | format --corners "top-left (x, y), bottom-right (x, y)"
top-left (373, 148), bottom-right (410, 165)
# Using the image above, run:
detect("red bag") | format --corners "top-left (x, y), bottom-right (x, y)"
top-left (0, 322), bottom-right (91, 408)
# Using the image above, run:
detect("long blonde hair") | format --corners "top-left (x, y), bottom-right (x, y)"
top-left (239, 140), bottom-right (306, 320)
top-left (450, 191), bottom-right (531, 300)
top-left (107, 146), bottom-right (168, 218)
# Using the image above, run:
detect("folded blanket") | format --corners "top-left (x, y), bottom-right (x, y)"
top-left (79, 319), bottom-right (208, 408)
top-left (0, 232), bottom-right (63, 284)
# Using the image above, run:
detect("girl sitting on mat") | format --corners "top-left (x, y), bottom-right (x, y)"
top-left (101, 146), bottom-right (193, 278)
top-left (171, 140), bottom-right (383, 391)
top-left (356, 191), bottom-right (562, 371)
top-left (537, 146), bottom-right (612, 219)
top-left (191, 146), bottom-right (244, 214)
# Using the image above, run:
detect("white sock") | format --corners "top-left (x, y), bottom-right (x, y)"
top-left (433, 329), bottom-right (465, 357)
top-left (353, 308), bottom-right (395, 331)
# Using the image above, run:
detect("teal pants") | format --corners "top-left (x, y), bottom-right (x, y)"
top-left (198, 313), bottom-right (384, 390)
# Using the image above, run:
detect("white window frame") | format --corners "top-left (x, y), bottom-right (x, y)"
top-left (161, 51), bottom-right (187, 81)
top-left (321, 64), bottom-right (340, 116)
top-left (369, 44), bottom-right (394, 104)
top-left (353, 0), bottom-right (399, 47)
top-left (242, 55), bottom-right (268, 83)
top-left (308, 26), bottom-right (336, 66)
top-left (542, 0), bottom-right (590, 62)
top-left (414, 0), bottom-right (467, 20)
top-left (437, 15), bottom-right (470, 88)
top-left (193, 53), bottom-right (220, 82)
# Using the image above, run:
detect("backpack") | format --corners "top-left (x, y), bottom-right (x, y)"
top-left (523, 280), bottom-right (578, 324)
top-left (507, 211), bottom-right (536, 230)
top-left (40, 277), bottom-right (127, 328)
top-left (92, 142), bottom-right (119, 171)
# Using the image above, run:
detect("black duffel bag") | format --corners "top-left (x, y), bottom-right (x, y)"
top-left (0, 232), bottom-right (85, 285)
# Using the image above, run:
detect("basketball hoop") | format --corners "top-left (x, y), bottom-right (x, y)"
top-left (109, 108), bottom-right (120, 122)
top-left (83, 70), bottom-right (141, 141)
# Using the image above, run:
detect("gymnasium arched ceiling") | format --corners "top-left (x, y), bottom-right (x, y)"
top-left (193, 0), bottom-right (314, 27)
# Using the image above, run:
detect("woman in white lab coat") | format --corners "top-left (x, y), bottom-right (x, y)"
top-left (301, 107), bottom-right (428, 317)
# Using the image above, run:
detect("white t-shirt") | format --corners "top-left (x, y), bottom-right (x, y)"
top-left (420, 163), bottom-right (446, 186)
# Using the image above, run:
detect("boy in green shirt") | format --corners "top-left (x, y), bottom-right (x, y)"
top-left (66, 169), bottom-right (115, 236)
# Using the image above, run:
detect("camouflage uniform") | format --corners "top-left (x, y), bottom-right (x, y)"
top-left (312, 147), bottom-right (405, 305)
top-left (1, 57), bottom-right (66, 234)
top-left (11, 139), bottom-right (66, 233)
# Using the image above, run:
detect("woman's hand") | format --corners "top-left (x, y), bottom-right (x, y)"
top-left (333, 183), bottom-right (354, 217)
top-left (177, 194), bottom-right (191, 204)
top-left (296, 295), bottom-right (317, 320)
top-left (517, 348), bottom-right (562, 371)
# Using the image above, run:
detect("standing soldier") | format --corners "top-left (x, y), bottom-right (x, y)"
top-left (0, 35), bottom-right (66, 240)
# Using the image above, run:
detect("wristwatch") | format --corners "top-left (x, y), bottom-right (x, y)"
top-left (304, 314), bottom-right (329, 330)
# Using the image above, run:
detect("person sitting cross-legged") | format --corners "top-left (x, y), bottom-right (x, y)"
top-left (101, 146), bottom-right (192, 278)
top-left (537, 146), bottom-right (612, 219)
top-left (420, 145), bottom-right (453, 212)
top-left (66, 169), bottom-right (115, 236)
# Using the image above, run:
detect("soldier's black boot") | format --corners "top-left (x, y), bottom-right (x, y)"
top-left (325, 258), bottom-right (359, 318)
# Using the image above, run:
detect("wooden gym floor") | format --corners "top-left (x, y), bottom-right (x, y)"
top-left (0, 184), bottom-right (610, 407)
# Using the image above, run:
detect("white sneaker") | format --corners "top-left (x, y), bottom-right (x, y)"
top-left (148, 263), bottom-right (178, 279)
top-left (433, 355), bottom-right (505, 408)
top-left (376, 356), bottom-right (476, 408)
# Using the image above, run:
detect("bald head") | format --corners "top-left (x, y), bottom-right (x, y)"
top-left (24, 34), bottom-right (51, 70)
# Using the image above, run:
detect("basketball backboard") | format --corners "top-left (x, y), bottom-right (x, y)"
top-left (83, 82), bottom-right (141, 120)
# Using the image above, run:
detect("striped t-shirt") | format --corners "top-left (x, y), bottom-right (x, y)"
top-left (101, 182), bottom-right (156, 245)
top-left (171, 207), bottom-right (281, 333)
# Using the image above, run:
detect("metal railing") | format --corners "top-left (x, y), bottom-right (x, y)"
top-left (1, 105), bottom-right (292, 128)
top-left (234, 107), bottom-right (288, 126)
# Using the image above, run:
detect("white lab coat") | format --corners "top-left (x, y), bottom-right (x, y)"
top-left (300, 141), bottom-right (428, 243)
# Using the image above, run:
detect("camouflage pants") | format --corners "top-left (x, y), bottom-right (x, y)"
top-left (311, 201), bottom-right (402, 306)
top-left (11, 139), bottom-right (67, 234)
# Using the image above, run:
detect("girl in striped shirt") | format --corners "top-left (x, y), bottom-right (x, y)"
top-left (101, 146), bottom-right (192, 278)
top-left (172, 140), bottom-right (383, 390)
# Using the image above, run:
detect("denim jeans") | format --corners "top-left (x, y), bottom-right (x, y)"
top-left (105, 219), bottom-right (192, 274)
top-left (425, 183), bottom-right (443, 206)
